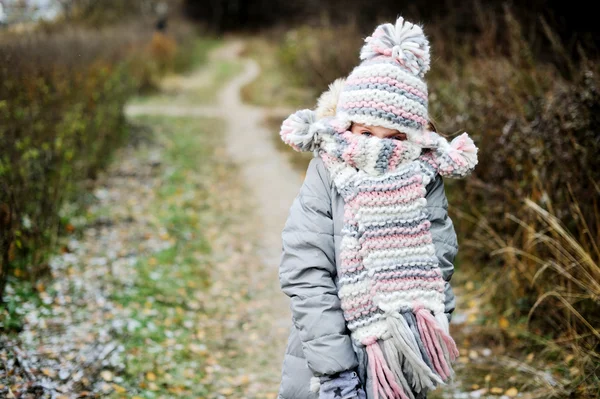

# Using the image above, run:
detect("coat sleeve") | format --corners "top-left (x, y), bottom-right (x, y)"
top-left (279, 157), bottom-right (359, 377)
top-left (425, 174), bottom-right (458, 322)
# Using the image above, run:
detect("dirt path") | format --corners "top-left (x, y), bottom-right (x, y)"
top-left (125, 40), bottom-right (300, 397)
top-left (216, 43), bottom-right (302, 396)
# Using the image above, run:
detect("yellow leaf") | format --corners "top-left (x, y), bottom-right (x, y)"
top-left (465, 281), bottom-right (475, 290)
top-left (484, 374), bottom-right (492, 383)
top-left (238, 374), bottom-right (250, 385)
top-left (132, 397), bottom-right (144, 399)
top-left (146, 371), bottom-right (157, 381)
top-left (490, 387), bottom-right (503, 394)
top-left (149, 257), bottom-right (157, 266)
top-left (498, 316), bottom-right (510, 329)
top-left (505, 387), bottom-right (519, 397)
top-left (565, 354), bottom-right (574, 364)
top-left (112, 384), bottom-right (126, 394)
top-left (148, 382), bottom-right (159, 391)
top-left (219, 387), bottom-right (234, 396)
top-left (467, 313), bottom-right (477, 323)
top-left (42, 368), bottom-right (56, 377)
top-left (526, 353), bottom-right (534, 362)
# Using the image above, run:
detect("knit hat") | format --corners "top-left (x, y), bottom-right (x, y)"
top-left (317, 17), bottom-right (431, 141)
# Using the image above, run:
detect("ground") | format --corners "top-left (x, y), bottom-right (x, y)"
top-left (1, 39), bottom-right (549, 399)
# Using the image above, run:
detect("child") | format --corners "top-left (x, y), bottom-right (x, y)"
top-left (277, 16), bottom-right (478, 399)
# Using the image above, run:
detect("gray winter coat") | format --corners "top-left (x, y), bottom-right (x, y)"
top-left (277, 156), bottom-right (458, 399)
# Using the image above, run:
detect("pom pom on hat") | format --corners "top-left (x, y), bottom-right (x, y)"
top-left (447, 132), bottom-right (478, 170)
top-left (360, 16), bottom-right (431, 78)
top-left (418, 132), bottom-right (479, 178)
top-left (279, 109), bottom-right (319, 152)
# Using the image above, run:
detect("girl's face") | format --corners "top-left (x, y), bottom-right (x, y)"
top-left (350, 123), bottom-right (408, 141)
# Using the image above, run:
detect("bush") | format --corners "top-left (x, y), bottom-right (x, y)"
top-left (0, 21), bottom-right (195, 304)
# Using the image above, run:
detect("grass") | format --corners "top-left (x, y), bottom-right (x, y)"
top-left (174, 36), bottom-right (222, 73)
top-left (129, 59), bottom-right (242, 106)
top-left (240, 36), bottom-right (315, 108)
top-left (108, 115), bottom-right (241, 398)
top-left (107, 45), bottom-right (255, 397)
top-left (130, 36), bottom-right (242, 107)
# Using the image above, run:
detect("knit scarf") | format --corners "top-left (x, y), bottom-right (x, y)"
top-left (280, 110), bottom-right (478, 399)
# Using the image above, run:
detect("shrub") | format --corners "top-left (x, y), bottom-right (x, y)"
top-left (0, 21), bottom-right (194, 304)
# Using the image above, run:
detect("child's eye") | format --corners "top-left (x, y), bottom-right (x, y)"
top-left (362, 131), bottom-right (372, 137)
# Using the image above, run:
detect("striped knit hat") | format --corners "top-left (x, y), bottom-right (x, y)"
top-left (330, 17), bottom-right (431, 141)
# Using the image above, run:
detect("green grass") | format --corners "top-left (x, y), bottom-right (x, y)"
top-left (129, 59), bottom-right (243, 106)
top-left (240, 37), bottom-right (315, 108)
top-left (174, 36), bottom-right (222, 72)
top-left (108, 115), bottom-right (234, 398)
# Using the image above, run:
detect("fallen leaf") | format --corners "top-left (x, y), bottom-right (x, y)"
top-left (112, 384), bottom-right (127, 393)
top-left (490, 387), bottom-right (503, 394)
top-left (505, 387), bottom-right (518, 397)
top-left (42, 368), bottom-right (56, 377)
top-left (146, 371), bottom-right (157, 381)
top-left (101, 370), bottom-right (113, 381)
top-left (526, 353), bottom-right (534, 362)
top-left (499, 316), bottom-right (510, 329)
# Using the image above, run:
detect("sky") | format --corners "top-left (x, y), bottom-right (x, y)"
top-left (1, 0), bottom-right (61, 22)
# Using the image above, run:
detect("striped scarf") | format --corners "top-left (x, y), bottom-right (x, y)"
top-left (280, 111), bottom-right (478, 399)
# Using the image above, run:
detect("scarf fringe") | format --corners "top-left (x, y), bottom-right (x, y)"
top-left (363, 309), bottom-right (458, 398)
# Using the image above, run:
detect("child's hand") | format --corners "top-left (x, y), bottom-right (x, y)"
top-left (319, 370), bottom-right (366, 399)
